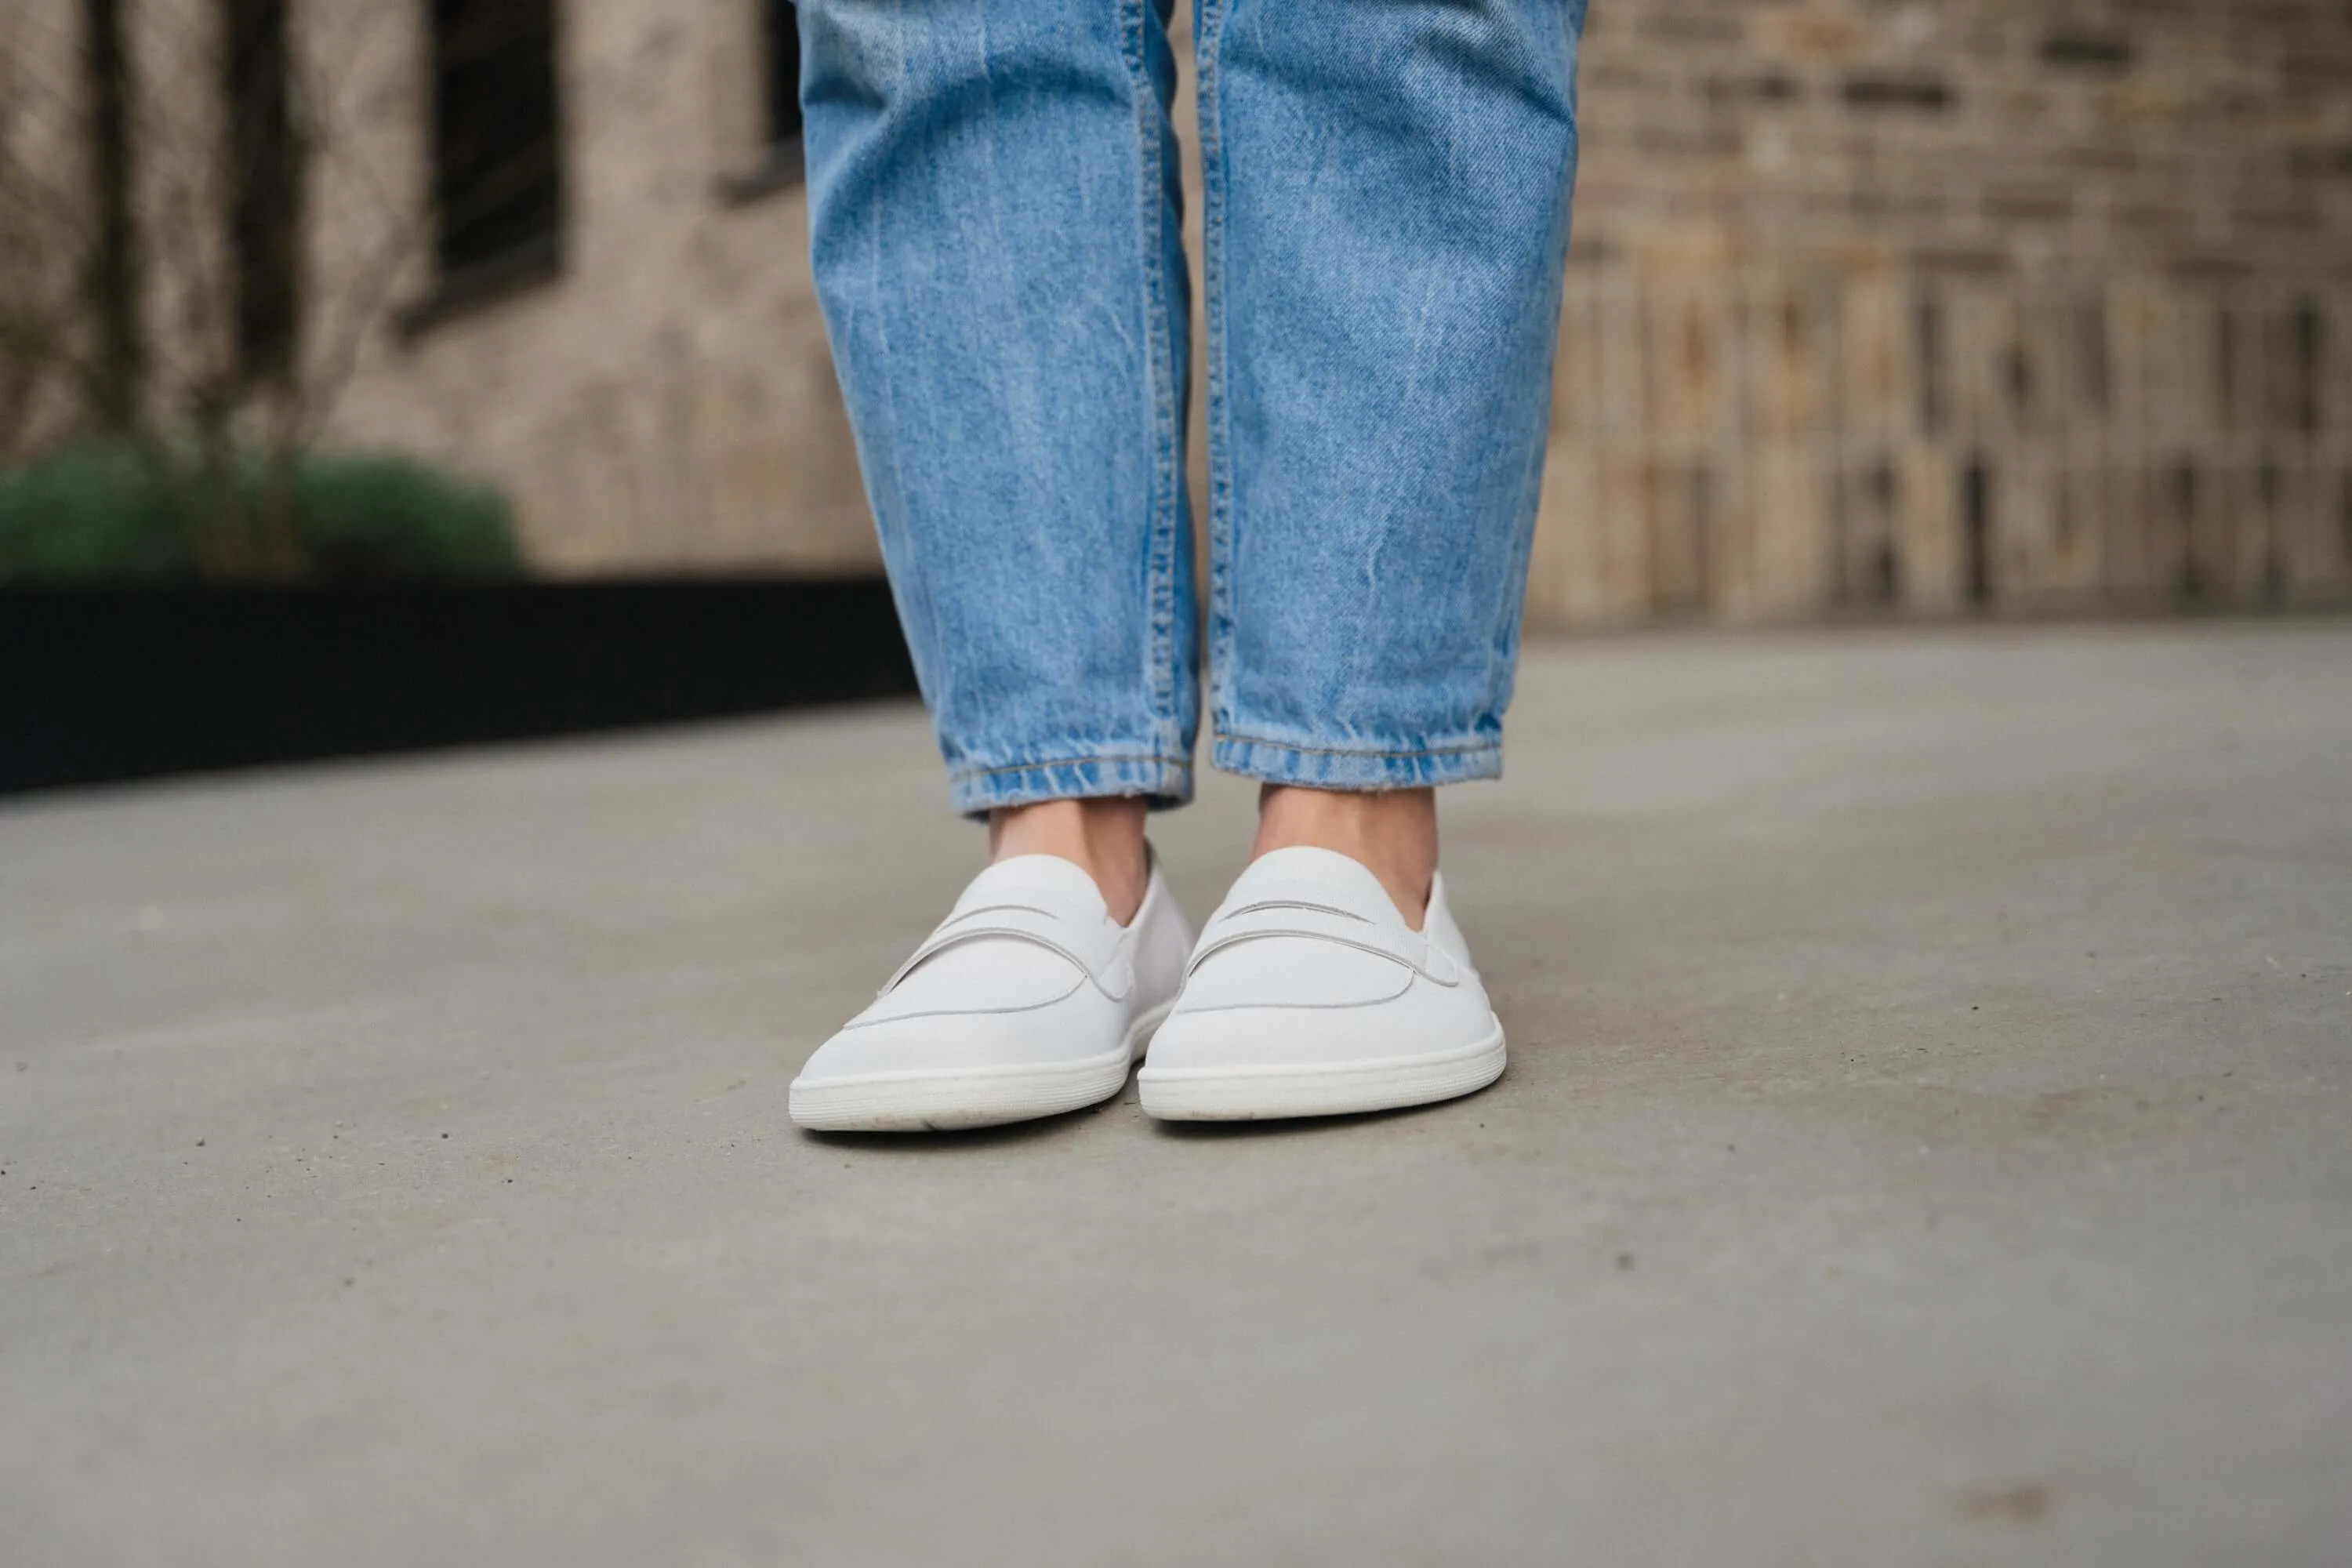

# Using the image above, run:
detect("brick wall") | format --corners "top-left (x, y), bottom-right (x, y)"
top-left (1531, 0), bottom-right (2352, 622)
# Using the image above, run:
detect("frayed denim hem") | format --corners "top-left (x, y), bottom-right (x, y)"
top-left (1210, 733), bottom-right (1503, 791)
top-left (948, 753), bottom-right (1195, 817)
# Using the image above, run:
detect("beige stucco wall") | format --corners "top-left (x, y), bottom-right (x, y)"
top-left (314, 0), bottom-right (873, 577)
top-left (2, 0), bottom-right (106, 457)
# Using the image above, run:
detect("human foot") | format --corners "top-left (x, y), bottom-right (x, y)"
top-left (990, 797), bottom-right (1151, 924)
top-left (1251, 786), bottom-right (1436, 927)
top-left (789, 849), bottom-right (1191, 1131)
top-left (1137, 847), bottom-right (1504, 1121)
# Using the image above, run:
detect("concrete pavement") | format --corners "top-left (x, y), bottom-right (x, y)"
top-left (2, 622), bottom-right (2348, 1566)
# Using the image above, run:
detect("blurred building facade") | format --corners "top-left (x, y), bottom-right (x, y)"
top-left (13, 1), bottom-right (2352, 619)
top-left (1539, 0), bottom-right (2352, 623)
top-left (317, 0), bottom-right (882, 578)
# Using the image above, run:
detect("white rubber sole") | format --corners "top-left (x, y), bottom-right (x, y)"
top-left (1137, 1021), bottom-right (1506, 1122)
top-left (788, 1000), bottom-right (1172, 1133)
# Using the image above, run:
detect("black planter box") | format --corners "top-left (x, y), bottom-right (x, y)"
top-left (0, 579), bottom-right (917, 795)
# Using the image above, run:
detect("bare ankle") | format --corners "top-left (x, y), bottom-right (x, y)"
top-left (988, 797), bottom-right (1151, 924)
top-left (1251, 785), bottom-right (1437, 928)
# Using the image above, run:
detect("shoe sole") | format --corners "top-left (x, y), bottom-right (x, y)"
top-left (1136, 1022), bottom-right (1506, 1122)
top-left (787, 1000), bottom-right (1172, 1133)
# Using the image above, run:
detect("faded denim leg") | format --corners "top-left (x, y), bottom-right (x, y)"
top-left (1196, 0), bottom-right (1586, 791)
top-left (800, 0), bottom-right (1196, 815)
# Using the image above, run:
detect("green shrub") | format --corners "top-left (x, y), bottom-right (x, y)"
top-left (0, 442), bottom-right (526, 585)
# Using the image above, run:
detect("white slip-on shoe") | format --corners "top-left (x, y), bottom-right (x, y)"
top-left (789, 851), bottom-right (1192, 1132)
top-left (1138, 846), bottom-right (1504, 1122)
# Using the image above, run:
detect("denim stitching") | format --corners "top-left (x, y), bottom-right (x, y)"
top-left (847, 27), bottom-right (947, 728)
top-left (1490, 123), bottom-right (1582, 718)
top-left (1194, 0), bottom-right (1236, 740)
top-left (1117, 0), bottom-right (1181, 745)
top-left (1212, 733), bottom-right (1501, 763)
top-left (950, 753), bottom-right (1195, 782)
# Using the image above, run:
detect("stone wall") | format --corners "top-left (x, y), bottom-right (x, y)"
top-left (1530, 0), bottom-right (2352, 622)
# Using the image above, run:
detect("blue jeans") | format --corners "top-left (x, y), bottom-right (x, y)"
top-left (801, 0), bottom-right (1586, 815)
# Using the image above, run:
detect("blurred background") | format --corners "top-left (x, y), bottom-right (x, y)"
top-left (5, 9), bottom-right (2351, 1562)
top-left (2, 0), bottom-right (2347, 788)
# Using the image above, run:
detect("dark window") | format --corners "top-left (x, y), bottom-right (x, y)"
top-left (225, 0), bottom-right (299, 380)
top-left (2292, 300), bottom-right (2324, 436)
top-left (2077, 300), bottom-right (2110, 412)
top-left (762, 0), bottom-right (803, 147)
top-left (717, 1), bottom-right (804, 204)
top-left (2041, 32), bottom-right (2134, 72)
top-left (1842, 77), bottom-right (1953, 112)
top-left (1915, 298), bottom-right (1944, 435)
top-left (428, 0), bottom-right (565, 278)
top-left (1961, 457), bottom-right (1994, 608)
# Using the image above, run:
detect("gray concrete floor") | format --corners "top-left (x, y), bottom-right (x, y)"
top-left (2, 622), bottom-right (2348, 1566)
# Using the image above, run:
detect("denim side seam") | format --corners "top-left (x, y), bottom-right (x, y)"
top-left (1117, 0), bottom-right (1186, 765)
top-left (1485, 126), bottom-right (1583, 722)
top-left (1210, 731), bottom-right (1504, 792)
top-left (949, 752), bottom-right (1196, 816)
top-left (1192, 0), bottom-right (1237, 740)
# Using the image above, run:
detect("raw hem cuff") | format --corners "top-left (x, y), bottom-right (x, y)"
top-left (1210, 733), bottom-right (1503, 791)
top-left (948, 753), bottom-right (1194, 817)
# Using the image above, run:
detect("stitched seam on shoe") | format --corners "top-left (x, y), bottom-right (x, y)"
top-left (844, 974), bottom-right (1087, 1028)
top-left (1222, 898), bottom-right (1371, 924)
top-left (1190, 931), bottom-right (1452, 985)
top-left (938, 903), bottom-right (1058, 927)
top-left (888, 925), bottom-right (1132, 1001)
